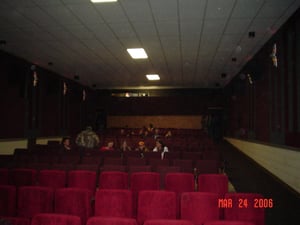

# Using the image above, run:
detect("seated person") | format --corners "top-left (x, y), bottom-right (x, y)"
top-left (153, 139), bottom-right (169, 159)
top-left (100, 141), bottom-right (114, 151)
top-left (135, 141), bottom-right (149, 153)
top-left (61, 137), bottom-right (71, 152)
top-left (154, 128), bottom-right (161, 139)
top-left (165, 130), bottom-right (172, 138)
top-left (120, 140), bottom-right (132, 152)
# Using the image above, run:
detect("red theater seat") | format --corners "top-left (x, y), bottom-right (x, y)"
top-left (195, 160), bottom-right (219, 174)
top-left (156, 166), bottom-right (181, 188)
top-left (101, 165), bottom-right (127, 172)
top-left (103, 157), bottom-right (123, 165)
top-left (0, 185), bottom-right (16, 216)
top-left (99, 171), bottom-right (128, 189)
top-left (0, 217), bottom-right (30, 225)
top-left (165, 173), bottom-right (195, 193)
top-left (17, 186), bottom-right (54, 219)
top-left (87, 217), bottom-right (138, 225)
top-left (130, 172), bottom-right (160, 192)
top-left (128, 165), bottom-right (152, 173)
top-left (204, 221), bottom-right (255, 225)
top-left (165, 173), bottom-right (195, 218)
top-left (224, 193), bottom-right (265, 225)
top-left (181, 192), bottom-right (220, 225)
top-left (0, 168), bottom-right (9, 185)
top-left (172, 160), bottom-right (194, 173)
top-left (95, 189), bottom-right (133, 218)
top-left (144, 219), bottom-right (194, 225)
top-left (11, 168), bottom-right (37, 186)
top-left (38, 170), bottom-right (66, 189)
top-left (198, 174), bottom-right (228, 197)
top-left (75, 164), bottom-right (99, 172)
top-left (131, 172), bottom-right (160, 217)
top-left (127, 157), bottom-right (147, 166)
top-left (54, 188), bottom-right (93, 225)
top-left (67, 170), bottom-right (97, 193)
top-left (137, 191), bottom-right (176, 225)
top-left (31, 213), bottom-right (81, 225)
top-left (148, 159), bottom-right (170, 171)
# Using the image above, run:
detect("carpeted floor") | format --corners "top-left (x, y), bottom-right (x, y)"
top-left (218, 140), bottom-right (300, 225)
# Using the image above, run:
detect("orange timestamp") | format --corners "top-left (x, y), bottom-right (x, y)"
top-left (218, 198), bottom-right (274, 208)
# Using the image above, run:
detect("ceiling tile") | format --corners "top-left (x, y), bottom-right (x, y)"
top-left (94, 3), bottom-right (128, 23)
top-left (121, 0), bottom-right (153, 22)
top-left (149, 0), bottom-right (178, 21)
top-left (156, 21), bottom-right (179, 37)
top-left (132, 22), bottom-right (158, 38)
top-left (17, 7), bottom-right (59, 28)
top-left (225, 19), bottom-right (252, 34)
top-left (179, 0), bottom-right (206, 21)
top-left (42, 6), bottom-right (81, 26)
top-left (108, 22), bottom-right (136, 38)
top-left (206, 0), bottom-right (236, 19)
top-left (257, 1), bottom-right (295, 19)
top-left (232, 0), bottom-right (264, 18)
top-left (203, 19), bottom-right (227, 34)
top-left (67, 4), bottom-right (104, 25)
top-left (66, 25), bottom-right (95, 39)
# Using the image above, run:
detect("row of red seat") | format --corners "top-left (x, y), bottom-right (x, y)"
top-left (11, 149), bottom-right (220, 163)
top-left (1, 212), bottom-right (256, 225)
top-left (8, 159), bottom-right (220, 174)
top-left (0, 170), bottom-right (226, 193)
top-left (0, 187), bottom-right (264, 225)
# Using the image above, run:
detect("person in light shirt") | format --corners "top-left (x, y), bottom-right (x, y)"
top-left (153, 139), bottom-right (168, 159)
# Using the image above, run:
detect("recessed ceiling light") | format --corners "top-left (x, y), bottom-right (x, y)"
top-left (90, 0), bottom-right (117, 3)
top-left (127, 48), bottom-right (148, 59)
top-left (146, 74), bottom-right (160, 81)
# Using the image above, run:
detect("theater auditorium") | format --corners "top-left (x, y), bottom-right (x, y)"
top-left (0, 1), bottom-right (300, 225)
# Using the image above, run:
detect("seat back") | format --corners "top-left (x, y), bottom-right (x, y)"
top-left (38, 170), bottom-right (66, 189)
top-left (11, 168), bottom-right (37, 186)
top-left (181, 192), bottom-right (220, 225)
top-left (95, 189), bottom-right (133, 218)
top-left (17, 186), bottom-right (54, 219)
top-left (0, 185), bottom-right (16, 216)
top-left (31, 213), bottom-right (81, 225)
top-left (137, 191), bottom-right (176, 225)
top-left (99, 171), bottom-right (128, 189)
top-left (87, 217), bottom-right (137, 225)
top-left (54, 188), bottom-right (93, 225)
top-left (198, 174), bottom-right (228, 197)
top-left (67, 170), bottom-right (97, 192)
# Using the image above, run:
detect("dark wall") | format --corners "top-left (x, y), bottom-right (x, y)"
top-left (225, 8), bottom-right (300, 148)
top-left (96, 89), bottom-right (225, 116)
top-left (0, 51), bottom-right (96, 139)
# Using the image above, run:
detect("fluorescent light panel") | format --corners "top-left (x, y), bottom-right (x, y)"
top-left (127, 48), bottom-right (148, 59)
top-left (90, 0), bottom-right (117, 3)
top-left (146, 74), bottom-right (160, 81)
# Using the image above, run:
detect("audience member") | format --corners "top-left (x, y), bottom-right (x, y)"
top-left (147, 123), bottom-right (154, 133)
top-left (165, 130), bottom-right (172, 138)
top-left (135, 141), bottom-right (149, 153)
top-left (153, 128), bottom-right (161, 139)
top-left (100, 141), bottom-right (114, 151)
top-left (153, 139), bottom-right (169, 159)
top-left (61, 136), bottom-right (71, 152)
top-left (75, 126), bottom-right (100, 148)
top-left (120, 140), bottom-right (131, 152)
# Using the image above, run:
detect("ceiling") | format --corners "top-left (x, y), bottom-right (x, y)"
top-left (0, 0), bottom-right (299, 89)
